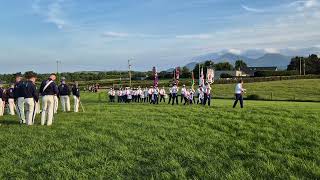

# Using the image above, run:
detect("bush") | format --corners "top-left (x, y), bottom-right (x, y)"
top-left (220, 73), bottom-right (233, 78)
top-left (246, 94), bottom-right (263, 100)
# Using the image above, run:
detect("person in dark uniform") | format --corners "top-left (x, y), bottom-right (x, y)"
top-left (7, 84), bottom-right (15, 116)
top-left (72, 82), bottom-right (80, 112)
top-left (24, 72), bottom-right (39, 126)
top-left (14, 72), bottom-right (26, 123)
top-left (39, 73), bottom-right (59, 126)
top-left (0, 82), bottom-right (4, 116)
top-left (58, 77), bottom-right (71, 112)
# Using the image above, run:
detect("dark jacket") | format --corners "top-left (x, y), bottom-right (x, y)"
top-left (24, 80), bottom-right (39, 102)
top-left (14, 81), bottom-right (26, 99)
top-left (39, 79), bottom-right (59, 96)
top-left (58, 84), bottom-right (71, 96)
top-left (0, 88), bottom-right (3, 100)
top-left (7, 88), bottom-right (14, 99)
top-left (72, 86), bottom-right (80, 98)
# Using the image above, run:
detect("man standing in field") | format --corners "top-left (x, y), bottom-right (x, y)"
top-left (233, 80), bottom-right (246, 108)
top-left (14, 73), bottom-right (26, 123)
top-left (159, 86), bottom-right (166, 103)
top-left (108, 88), bottom-right (116, 102)
top-left (203, 83), bottom-right (212, 106)
top-left (7, 84), bottom-right (16, 116)
top-left (39, 73), bottom-right (59, 126)
top-left (58, 77), bottom-right (71, 112)
top-left (24, 72), bottom-right (39, 126)
top-left (180, 84), bottom-right (187, 104)
top-left (171, 83), bottom-right (179, 105)
top-left (72, 82), bottom-right (80, 112)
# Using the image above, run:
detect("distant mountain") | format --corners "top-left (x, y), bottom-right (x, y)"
top-left (250, 53), bottom-right (291, 67)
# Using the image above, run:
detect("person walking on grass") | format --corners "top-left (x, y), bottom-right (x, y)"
top-left (159, 86), bottom-right (166, 103)
top-left (58, 77), bottom-right (71, 112)
top-left (72, 82), bottom-right (80, 112)
top-left (233, 80), bottom-right (246, 108)
top-left (39, 73), bottom-right (58, 126)
top-left (14, 73), bottom-right (26, 123)
top-left (203, 83), bottom-right (212, 106)
top-left (24, 72), bottom-right (39, 126)
top-left (171, 83), bottom-right (179, 105)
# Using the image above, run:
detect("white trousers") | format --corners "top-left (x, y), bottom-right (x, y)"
top-left (16, 97), bottom-right (25, 123)
top-left (0, 99), bottom-right (4, 116)
top-left (54, 96), bottom-right (59, 114)
top-left (73, 96), bottom-right (79, 112)
top-left (36, 101), bottom-right (41, 114)
top-left (25, 98), bottom-right (36, 125)
top-left (41, 95), bottom-right (54, 126)
top-left (8, 98), bottom-right (16, 116)
top-left (60, 96), bottom-right (70, 112)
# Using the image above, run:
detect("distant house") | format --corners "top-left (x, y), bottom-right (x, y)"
top-left (245, 66), bottom-right (278, 76)
top-left (214, 70), bottom-right (249, 80)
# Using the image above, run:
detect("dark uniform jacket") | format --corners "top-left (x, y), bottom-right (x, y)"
top-left (14, 81), bottom-right (26, 99)
top-left (58, 84), bottom-right (70, 96)
top-left (72, 86), bottom-right (80, 98)
top-left (7, 88), bottom-right (15, 99)
top-left (24, 80), bottom-right (39, 102)
top-left (39, 78), bottom-right (59, 96)
top-left (0, 88), bottom-right (4, 101)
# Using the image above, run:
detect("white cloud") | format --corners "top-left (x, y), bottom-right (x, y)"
top-left (102, 31), bottom-right (130, 38)
top-left (176, 34), bottom-right (213, 40)
top-left (32, 0), bottom-right (68, 29)
top-left (241, 5), bottom-right (264, 13)
top-left (227, 49), bottom-right (242, 55)
top-left (289, 0), bottom-right (319, 11)
top-left (264, 48), bottom-right (280, 54)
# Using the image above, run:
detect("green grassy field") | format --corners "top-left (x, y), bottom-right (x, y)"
top-left (212, 79), bottom-right (320, 101)
top-left (0, 93), bottom-right (319, 179)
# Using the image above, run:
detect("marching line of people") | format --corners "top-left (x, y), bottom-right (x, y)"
top-left (108, 80), bottom-right (246, 108)
top-left (0, 72), bottom-right (82, 126)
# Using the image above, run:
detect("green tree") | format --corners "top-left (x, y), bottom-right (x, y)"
top-left (235, 60), bottom-right (248, 70)
top-left (214, 62), bottom-right (234, 71)
top-left (181, 66), bottom-right (191, 78)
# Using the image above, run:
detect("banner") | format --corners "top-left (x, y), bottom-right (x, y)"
top-left (191, 71), bottom-right (195, 90)
top-left (153, 67), bottom-right (159, 87)
top-left (207, 68), bottom-right (214, 84)
top-left (175, 67), bottom-right (180, 85)
top-left (200, 67), bottom-right (205, 87)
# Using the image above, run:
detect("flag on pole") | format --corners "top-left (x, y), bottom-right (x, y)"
top-left (175, 67), bottom-right (180, 85)
top-left (206, 68), bottom-right (214, 84)
top-left (200, 66), bottom-right (205, 87)
top-left (153, 67), bottom-right (159, 87)
top-left (191, 71), bottom-right (195, 89)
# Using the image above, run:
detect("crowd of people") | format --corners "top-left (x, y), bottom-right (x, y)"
top-left (0, 72), bottom-right (81, 126)
top-left (107, 80), bottom-right (246, 107)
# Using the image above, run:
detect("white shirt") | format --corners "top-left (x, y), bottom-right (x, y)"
top-left (160, 89), bottom-right (166, 95)
top-left (181, 87), bottom-right (187, 95)
top-left (235, 83), bottom-right (244, 94)
top-left (172, 86), bottom-right (178, 93)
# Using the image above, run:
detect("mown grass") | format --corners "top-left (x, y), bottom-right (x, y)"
top-left (0, 93), bottom-right (319, 179)
top-left (213, 79), bottom-right (320, 101)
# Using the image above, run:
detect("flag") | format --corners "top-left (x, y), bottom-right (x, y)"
top-left (207, 68), bottom-right (214, 84)
top-left (191, 71), bottom-right (195, 89)
top-left (175, 67), bottom-right (180, 85)
top-left (153, 67), bottom-right (159, 87)
top-left (200, 66), bottom-right (205, 87)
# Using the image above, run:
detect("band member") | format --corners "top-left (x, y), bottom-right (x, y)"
top-left (0, 82), bottom-right (4, 116)
top-left (203, 83), bottom-right (212, 106)
top-left (180, 85), bottom-right (187, 103)
top-left (117, 88), bottom-right (123, 103)
top-left (148, 86), bottom-right (153, 103)
top-left (7, 84), bottom-right (16, 116)
top-left (53, 84), bottom-right (59, 114)
top-left (171, 83), bottom-right (179, 105)
top-left (14, 73), bottom-right (26, 123)
top-left (39, 73), bottom-right (58, 126)
top-left (198, 86), bottom-right (204, 105)
top-left (159, 87), bottom-right (166, 103)
top-left (151, 86), bottom-right (159, 104)
top-left (168, 85), bottom-right (172, 104)
top-left (58, 78), bottom-right (71, 112)
top-left (189, 89), bottom-right (195, 104)
top-left (143, 87), bottom-right (148, 103)
top-left (233, 80), bottom-right (246, 108)
top-left (108, 88), bottom-right (116, 102)
top-left (24, 72), bottom-right (39, 126)
top-left (137, 86), bottom-right (142, 103)
top-left (72, 82), bottom-right (80, 112)
top-left (183, 89), bottom-right (190, 105)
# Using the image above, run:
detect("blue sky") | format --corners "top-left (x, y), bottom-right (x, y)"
top-left (0, 0), bottom-right (320, 73)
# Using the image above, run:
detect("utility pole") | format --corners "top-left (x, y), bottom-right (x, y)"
top-left (303, 58), bottom-right (306, 76)
top-left (128, 59), bottom-right (132, 87)
top-left (299, 57), bottom-right (302, 76)
top-left (56, 60), bottom-right (61, 74)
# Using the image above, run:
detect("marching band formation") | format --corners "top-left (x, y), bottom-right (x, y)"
top-left (0, 71), bottom-right (246, 126)
top-left (0, 72), bottom-right (81, 126)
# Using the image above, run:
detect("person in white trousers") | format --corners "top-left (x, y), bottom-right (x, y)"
top-left (14, 73), bottom-right (26, 123)
top-left (58, 78), bottom-right (71, 112)
top-left (39, 74), bottom-right (58, 126)
top-left (7, 84), bottom-right (16, 116)
top-left (54, 95), bottom-right (59, 114)
top-left (24, 72), bottom-right (39, 126)
top-left (72, 82), bottom-right (80, 113)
